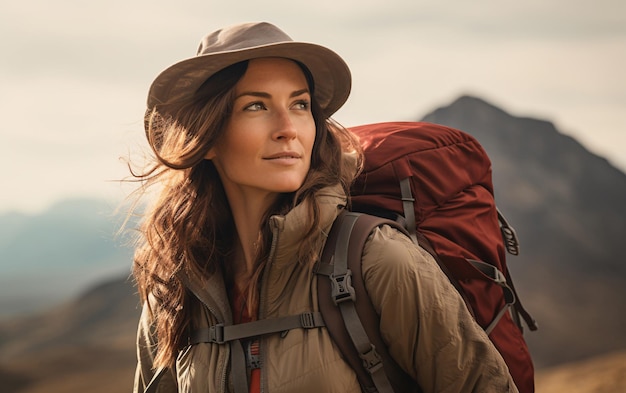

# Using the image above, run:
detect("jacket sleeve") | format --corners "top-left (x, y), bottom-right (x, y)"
top-left (361, 225), bottom-right (519, 393)
top-left (133, 299), bottom-right (178, 393)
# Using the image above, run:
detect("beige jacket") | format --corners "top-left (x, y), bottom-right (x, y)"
top-left (133, 184), bottom-right (519, 393)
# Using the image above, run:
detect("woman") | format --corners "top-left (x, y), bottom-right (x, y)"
top-left (132, 22), bottom-right (518, 393)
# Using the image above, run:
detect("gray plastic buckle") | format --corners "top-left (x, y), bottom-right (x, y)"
top-left (300, 312), bottom-right (317, 329)
top-left (330, 270), bottom-right (356, 305)
top-left (209, 324), bottom-right (225, 344)
top-left (360, 344), bottom-right (384, 374)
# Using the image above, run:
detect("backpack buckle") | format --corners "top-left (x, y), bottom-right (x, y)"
top-left (209, 324), bottom-right (225, 344)
top-left (330, 270), bottom-right (356, 304)
top-left (360, 344), bottom-right (384, 375)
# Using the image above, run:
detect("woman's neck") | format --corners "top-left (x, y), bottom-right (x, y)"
top-left (226, 190), bottom-right (277, 278)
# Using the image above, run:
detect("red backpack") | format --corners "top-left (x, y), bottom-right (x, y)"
top-left (316, 121), bottom-right (537, 393)
top-left (162, 121), bottom-right (537, 393)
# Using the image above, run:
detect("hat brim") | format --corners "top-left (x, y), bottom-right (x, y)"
top-left (148, 41), bottom-right (351, 117)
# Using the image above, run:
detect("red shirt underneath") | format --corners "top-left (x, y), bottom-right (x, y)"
top-left (229, 286), bottom-right (261, 393)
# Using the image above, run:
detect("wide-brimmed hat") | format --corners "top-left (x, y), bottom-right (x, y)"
top-left (147, 22), bottom-right (351, 117)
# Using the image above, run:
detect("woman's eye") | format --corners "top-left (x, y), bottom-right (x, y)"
top-left (244, 102), bottom-right (266, 111)
top-left (294, 100), bottom-right (310, 110)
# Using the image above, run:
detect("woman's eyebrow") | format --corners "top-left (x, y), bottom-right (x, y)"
top-left (290, 88), bottom-right (310, 98)
top-left (235, 88), bottom-right (310, 100)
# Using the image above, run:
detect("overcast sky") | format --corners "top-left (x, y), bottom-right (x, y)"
top-left (1, 0), bottom-right (625, 214)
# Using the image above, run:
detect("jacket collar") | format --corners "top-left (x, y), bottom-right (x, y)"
top-left (268, 184), bottom-right (346, 269)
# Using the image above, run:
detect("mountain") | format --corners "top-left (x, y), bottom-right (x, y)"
top-left (1, 95), bottom-right (626, 392)
top-left (0, 198), bottom-right (134, 318)
top-left (421, 95), bottom-right (626, 368)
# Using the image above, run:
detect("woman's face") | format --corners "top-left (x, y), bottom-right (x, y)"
top-left (206, 58), bottom-right (316, 206)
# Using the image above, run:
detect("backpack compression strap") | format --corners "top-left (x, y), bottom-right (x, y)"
top-left (316, 210), bottom-right (419, 393)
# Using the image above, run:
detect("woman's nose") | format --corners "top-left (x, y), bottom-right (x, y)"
top-left (272, 110), bottom-right (297, 140)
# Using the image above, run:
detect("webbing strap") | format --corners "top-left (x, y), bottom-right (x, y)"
top-left (332, 212), bottom-right (397, 393)
top-left (505, 268), bottom-right (539, 332)
top-left (485, 304), bottom-right (512, 336)
top-left (496, 209), bottom-right (538, 331)
top-left (187, 312), bottom-right (325, 345)
top-left (467, 259), bottom-right (516, 335)
top-left (230, 340), bottom-right (249, 393)
top-left (399, 178), bottom-right (418, 244)
top-left (467, 259), bottom-right (516, 304)
top-left (330, 212), bottom-right (358, 304)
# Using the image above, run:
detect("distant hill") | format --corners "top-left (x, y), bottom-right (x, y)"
top-left (0, 276), bottom-right (139, 393)
top-left (535, 350), bottom-right (626, 393)
top-left (421, 95), bottom-right (626, 367)
top-left (0, 277), bottom-right (139, 360)
top-left (0, 198), bottom-right (134, 318)
top-left (2, 275), bottom-right (625, 393)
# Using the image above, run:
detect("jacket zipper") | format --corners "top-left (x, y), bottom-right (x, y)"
top-left (220, 345), bottom-right (230, 393)
top-left (201, 304), bottom-right (230, 393)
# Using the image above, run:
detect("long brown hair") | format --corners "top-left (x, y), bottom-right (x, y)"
top-left (132, 60), bottom-right (360, 367)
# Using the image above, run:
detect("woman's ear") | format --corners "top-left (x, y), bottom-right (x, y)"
top-left (205, 147), bottom-right (217, 160)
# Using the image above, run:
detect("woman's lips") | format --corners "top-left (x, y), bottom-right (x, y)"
top-left (263, 151), bottom-right (302, 165)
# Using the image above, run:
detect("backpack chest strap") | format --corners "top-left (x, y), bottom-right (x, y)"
top-left (186, 311), bottom-right (325, 345)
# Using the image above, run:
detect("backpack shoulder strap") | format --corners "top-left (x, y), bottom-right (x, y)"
top-left (316, 210), bottom-right (418, 393)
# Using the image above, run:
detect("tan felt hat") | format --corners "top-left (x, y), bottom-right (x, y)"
top-left (147, 22), bottom-right (351, 117)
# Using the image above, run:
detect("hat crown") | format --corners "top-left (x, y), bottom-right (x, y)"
top-left (196, 22), bottom-right (294, 56)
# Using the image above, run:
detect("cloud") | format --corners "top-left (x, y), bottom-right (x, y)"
top-left (1, 0), bottom-right (625, 213)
